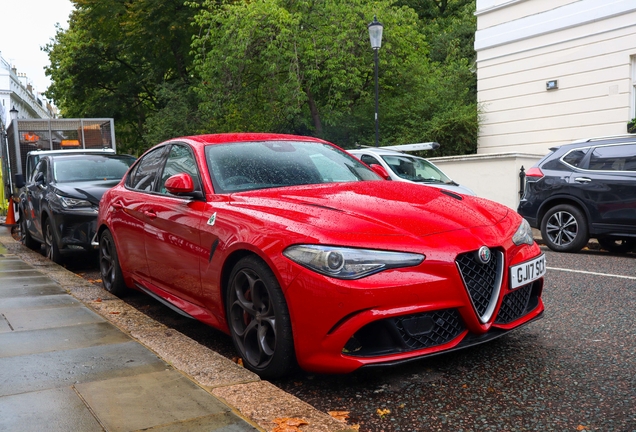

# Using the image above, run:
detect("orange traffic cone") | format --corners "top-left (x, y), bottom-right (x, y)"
top-left (3, 202), bottom-right (17, 226)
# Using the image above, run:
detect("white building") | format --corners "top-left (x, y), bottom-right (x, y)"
top-left (431, 0), bottom-right (636, 209)
top-left (475, 0), bottom-right (636, 155)
top-left (0, 52), bottom-right (56, 214)
top-left (0, 51), bottom-right (56, 126)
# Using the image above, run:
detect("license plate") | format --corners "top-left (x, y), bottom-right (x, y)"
top-left (510, 254), bottom-right (546, 289)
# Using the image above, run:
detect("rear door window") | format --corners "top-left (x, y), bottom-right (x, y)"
top-left (588, 144), bottom-right (636, 171)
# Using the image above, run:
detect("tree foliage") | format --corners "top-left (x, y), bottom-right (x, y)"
top-left (45, 0), bottom-right (478, 155)
top-left (44, 0), bottom-right (203, 153)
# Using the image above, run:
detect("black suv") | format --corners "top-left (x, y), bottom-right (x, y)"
top-left (18, 152), bottom-right (135, 263)
top-left (518, 135), bottom-right (636, 253)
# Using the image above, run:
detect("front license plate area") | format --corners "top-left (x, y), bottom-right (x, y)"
top-left (510, 254), bottom-right (546, 289)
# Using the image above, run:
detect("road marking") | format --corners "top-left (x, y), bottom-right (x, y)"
top-left (548, 267), bottom-right (636, 281)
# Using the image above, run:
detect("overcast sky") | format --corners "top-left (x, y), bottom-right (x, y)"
top-left (1, 0), bottom-right (74, 94)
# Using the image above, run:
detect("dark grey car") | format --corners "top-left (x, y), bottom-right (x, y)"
top-left (518, 135), bottom-right (636, 253)
top-left (18, 153), bottom-right (135, 263)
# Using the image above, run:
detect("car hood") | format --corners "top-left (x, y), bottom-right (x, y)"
top-left (229, 182), bottom-right (509, 242)
top-left (54, 180), bottom-right (121, 206)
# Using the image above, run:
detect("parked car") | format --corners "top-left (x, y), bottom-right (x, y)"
top-left (518, 135), bottom-right (636, 253)
top-left (97, 133), bottom-right (545, 378)
top-left (348, 147), bottom-right (475, 195)
top-left (18, 152), bottom-right (136, 263)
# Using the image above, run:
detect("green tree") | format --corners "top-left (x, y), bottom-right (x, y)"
top-left (192, 0), bottom-right (431, 146)
top-left (45, 0), bottom-right (203, 153)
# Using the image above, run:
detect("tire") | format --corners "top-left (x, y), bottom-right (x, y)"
top-left (19, 210), bottom-right (40, 251)
top-left (597, 238), bottom-right (636, 254)
top-left (226, 256), bottom-right (295, 379)
top-left (43, 217), bottom-right (63, 264)
top-left (99, 230), bottom-right (128, 296)
top-left (540, 204), bottom-right (589, 253)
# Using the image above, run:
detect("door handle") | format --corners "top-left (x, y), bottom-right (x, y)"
top-left (144, 210), bottom-right (157, 219)
top-left (574, 177), bottom-right (591, 183)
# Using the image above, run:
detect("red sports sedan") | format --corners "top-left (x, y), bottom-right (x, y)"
top-left (97, 133), bottom-right (545, 378)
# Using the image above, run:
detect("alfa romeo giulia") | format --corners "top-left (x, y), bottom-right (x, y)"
top-left (97, 133), bottom-right (545, 378)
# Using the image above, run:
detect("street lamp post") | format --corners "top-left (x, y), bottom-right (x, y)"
top-left (368, 16), bottom-right (383, 147)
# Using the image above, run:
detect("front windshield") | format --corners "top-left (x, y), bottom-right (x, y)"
top-left (53, 155), bottom-right (135, 183)
top-left (205, 141), bottom-right (381, 193)
top-left (381, 154), bottom-right (452, 184)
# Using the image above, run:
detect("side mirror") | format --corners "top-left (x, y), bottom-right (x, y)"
top-left (15, 174), bottom-right (25, 189)
top-left (370, 164), bottom-right (391, 180)
top-left (165, 173), bottom-right (195, 194)
top-left (34, 172), bottom-right (45, 186)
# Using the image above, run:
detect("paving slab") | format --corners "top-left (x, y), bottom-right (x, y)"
top-left (2, 302), bottom-right (105, 331)
top-left (0, 387), bottom-right (103, 432)
top-left (76, 369), bottom-right (257, 432)
top-left (0, 321), bottom-right (132, 358)
top-left (0, 341), bottom-right (168, 397)
top-left (0, 274), bottom-right (57, 288)
top-left (0, 293), bottom-right (82, 310)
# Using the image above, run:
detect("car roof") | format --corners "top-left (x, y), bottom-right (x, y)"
top-left (550, 134), bottom-right (636, 152)
top-left (47, 153), bottom-right (134, 160)
top-left (175, 133), bottom-right (331, 146)
top-left (349, 147), bottom-right (427, 157)
top-left (28, 148), bottom-right (116, 156)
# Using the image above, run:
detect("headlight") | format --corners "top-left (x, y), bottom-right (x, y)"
top-left (56, 194), bottom-right (93, 209)
top-left (283, 245), bottom-right (425, 280)
top-left (512, 219), bottom-right (534, 246)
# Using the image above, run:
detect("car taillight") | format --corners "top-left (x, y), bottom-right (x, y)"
top-left (525, 167), bottom-right (544, 178)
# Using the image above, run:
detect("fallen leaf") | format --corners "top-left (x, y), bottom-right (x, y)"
top-left (376, 408), bottom-right (391, 418)
top-left (350, 425), bottom-right (360, 431)
top-left (462, 384), bottom-right (468, 388)
top-left (577, 426), bottom-right (588, 431)
top-left (109, 311), bottom-right (120, 315)
top-left (328, 411), bottom-right (349, 422)
top-left (272, 417), bottom-right (308, 432)
top-left (88, 279), bottom-right (102, 284)
top-left (94, 298), bottom-right (102, 303)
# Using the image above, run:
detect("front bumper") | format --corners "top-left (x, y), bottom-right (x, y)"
top-left (284, 241), bottom-right (545, 374)
top-left (52, 210), bottom-right (99, 250)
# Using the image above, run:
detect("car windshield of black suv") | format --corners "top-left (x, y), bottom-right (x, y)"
top-left (205, 141), bottom-right (381, 193)
top-left (53, 155), bottom-right (135, 183)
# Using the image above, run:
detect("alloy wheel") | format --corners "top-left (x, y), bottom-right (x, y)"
top-left (545, 210), bottom-right (578, 247)
top-left (228, 268), bottom-right (277, 369)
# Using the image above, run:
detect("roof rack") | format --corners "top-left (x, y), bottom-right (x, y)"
top-left (570, 134), bottom-right (636, 143)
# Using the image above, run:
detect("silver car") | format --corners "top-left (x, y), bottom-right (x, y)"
top-left (349, 147), bottom-right (475, 196)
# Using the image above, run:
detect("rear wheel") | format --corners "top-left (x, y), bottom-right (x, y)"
top-left (598, 238), bottom-right (636, 254)
top-left (43, 217), bottom-right (63, 264)
top-left (226, 256), bottom-right (295, 379)
top-left (19, 210), bottom-right (40, 251)
top-left (99, 230), bottom-right (128, 296)
top-left (541, 204), bottom-right (589, 253)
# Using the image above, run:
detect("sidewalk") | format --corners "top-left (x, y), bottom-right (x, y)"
top-left (0, 226), bottom-right (351, 432)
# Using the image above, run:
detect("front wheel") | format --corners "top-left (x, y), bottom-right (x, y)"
top-left (19, 210), bottom-right (40, 251)
top-left (540, 204), bottom-right (589, 253)
top-left (43, 217), bottom-right (63, 264)
top-left (598, 238), bottom-right (636, 254)
top-left (99, 230), bottom-right (128, 296)
top-left (226, 256), bottom-right (295, 379)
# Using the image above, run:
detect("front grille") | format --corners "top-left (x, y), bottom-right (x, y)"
top-left (456, 250), bottom-right (504, 323)
top-left (495, 284), bottom-right (532, 324)
top-left (395, 309), bottom-right (465, 350)
top-left (495, 280), bottom-right (542, 324)
top-left (343, 309), bottom-right (465, 357)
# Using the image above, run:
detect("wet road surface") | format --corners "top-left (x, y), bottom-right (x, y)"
top-left (67, 247), bottom-right (635, 431)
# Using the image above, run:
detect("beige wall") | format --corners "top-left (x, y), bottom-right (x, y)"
top-left (477, 0), bottom-right (578, 30)
top-left (475, 0), bottom-right (636, 155)
top-left (428, 153), bottom-right (542, 210)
